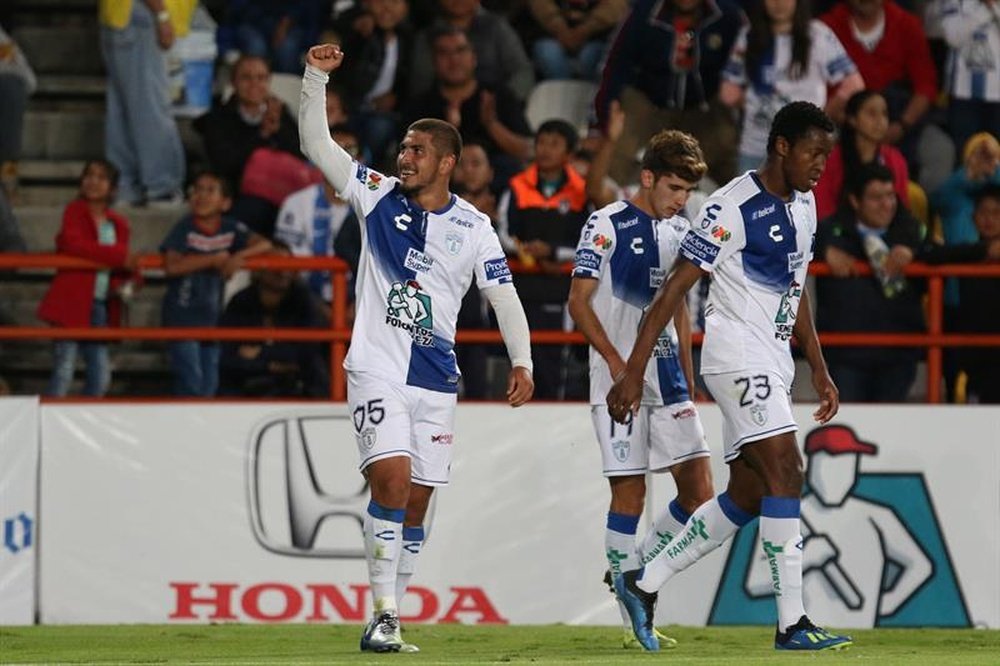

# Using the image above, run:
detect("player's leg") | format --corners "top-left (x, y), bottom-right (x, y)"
top-left (395, 483), bottom-right (432, 611)
top-left (350, 373), bottom-right (412, 652)
top-left (738, 434), bottom-right (852, 650)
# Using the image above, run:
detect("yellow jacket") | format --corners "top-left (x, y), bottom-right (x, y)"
top-left (99, 1), bottom-right (196, 37)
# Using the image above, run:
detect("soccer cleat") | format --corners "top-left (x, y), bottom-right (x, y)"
top-left (360, 610), bottom-right (420, 653)
top-left (605, 570), bottom-right (676, 649)
top-left (775, 615), bottom-right (852, 651)
top-left (613, 570), bottom-right (659, 651)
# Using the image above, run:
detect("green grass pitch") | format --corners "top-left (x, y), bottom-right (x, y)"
top-left (2, 624), bottom-right (998, 664)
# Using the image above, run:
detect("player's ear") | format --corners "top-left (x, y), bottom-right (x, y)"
top-left (775, 136), bottom-right (790, 160)
top-left (639, 168), bottom-right (654, 190)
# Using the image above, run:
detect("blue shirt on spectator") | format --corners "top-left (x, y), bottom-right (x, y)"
top-left (160, 215), bottom-right (250, 326)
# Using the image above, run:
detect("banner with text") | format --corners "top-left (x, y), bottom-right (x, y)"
top-left (38, 404), bottom-right (999, 628)
top-left (0, 397), bottom-right (39, 625)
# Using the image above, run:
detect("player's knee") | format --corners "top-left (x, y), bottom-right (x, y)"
top-left (609, 475), bottom-right (646, 514)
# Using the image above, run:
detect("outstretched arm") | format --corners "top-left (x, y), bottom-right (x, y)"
top-left (607, 260), bottom-right (704, 422)
top-left (482, 283), bottom-right (534, 406)
top-left (299, 44), bottom-right (353, 194)
top-left (792, 287), bottom-right (838, 423)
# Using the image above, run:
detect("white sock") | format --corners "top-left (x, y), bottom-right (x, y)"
top-left (395, 525), bottom-right (424, 610)
top-left (364, 500), bottom-right (404, 615)
top-left (638, 499), bottom-right (690, 565)
top-left (759, 496), bottom-right (806, 632)
top-left (605, 512), bottom-right (640, 631)
top-left (637, 492), bottom-right (754, 594)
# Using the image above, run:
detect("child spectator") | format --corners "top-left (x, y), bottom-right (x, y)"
top-left (813, 89), bottom-right (910, 220)
top-left (38, 160), bottom-right (137, 397)
top-left (159, 171), bottom-right (271, 396)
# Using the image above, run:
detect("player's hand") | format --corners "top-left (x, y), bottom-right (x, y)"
top-left (506, 366), bottom-right (534, 407)
top-left (607, 368), bottom-right (642, 423)
top-left (884, 245), bottom-right (913, 277)
top-left (306, 44), bottom-right (344, 73)
top-left (812, 368), bottom-right (839, 423)
top-left (155, 19), bottom-right (175, 50)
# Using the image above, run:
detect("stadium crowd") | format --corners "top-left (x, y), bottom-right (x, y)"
top-left (0, 0), bottom-right (998, 402)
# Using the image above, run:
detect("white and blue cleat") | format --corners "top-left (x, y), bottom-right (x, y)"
top-left (613, 569), bottom-right (659, 652)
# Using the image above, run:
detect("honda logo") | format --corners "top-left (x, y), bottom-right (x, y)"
top-left (246, 410), bottom-right (436, 559)
top-left (246, 411), bottom-right (367, 558)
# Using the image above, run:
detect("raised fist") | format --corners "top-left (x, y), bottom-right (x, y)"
top-left (305, 44), bottom-right (344, 73)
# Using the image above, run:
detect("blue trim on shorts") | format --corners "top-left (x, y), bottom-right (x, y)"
top-left (603, 466), bottom-right (648, 475)
top-left (367, 500), bottom-right (405, 523)
top-left (672, 448), bottom-right (711, 462)
top-left (607, 512), bottom-right (640, 535)
top-left (718, 492), bottom-right (755, 526)
top-left (668, 499), bottom-right (691, 525)
top-left (411, 473), bottom-right (448, 486)
top-left (725, 424), bottom-right (798, 461)
top-left (761, 496), bottom-right (800, 519)
top-left (359, 449), bottom-right (411, 470)
top-left (402, 526), bottom-right (425, 542)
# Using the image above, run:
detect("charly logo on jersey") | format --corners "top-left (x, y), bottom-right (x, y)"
top-left (405, 248), bottom-right (435, 273)
top-left (774, 280), bottom-right (801, 340)
top-left (650, 267), bottom-right (667, 288)
top-left (445, 232), bottom-right (464, 256)
top-left (386, 279), bottom-right (434, 346)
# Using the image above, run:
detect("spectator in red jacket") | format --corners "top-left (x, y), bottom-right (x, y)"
top-left (821, 0), bottom-right (937, 170)
top-left (37, 160), bottom-right (138, 396)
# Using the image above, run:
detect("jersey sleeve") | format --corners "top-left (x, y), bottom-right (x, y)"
top-left (814, 21), bottom-right (857, 84)
top-left (340, 162), bottom-right (400, 219)
top-left (474, 218), bottom-right (514, 289)
top-left (572, 211), bottom-right (616, 279)
top-left (679, 196), bottom-right (746, 273)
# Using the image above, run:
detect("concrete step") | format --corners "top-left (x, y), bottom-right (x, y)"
top-left (12, 204), bottom-right (183, 252)
top-left (19, 159), bottom-right (87, 182)
top-left (14, 26), bottom-right (104, 75)
top-left (23, 110), bottom-right (104, 160)
top-left (15, 186), bottom-right (80, 206)
top-left (35, 74), bottom-right (105, 100)
top-left (12, 0), bottom-right (98, 25)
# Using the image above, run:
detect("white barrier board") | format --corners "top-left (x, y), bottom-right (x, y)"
top-left (38, 403), bottom-right (999, 628)
top-left (0, 397), bottom-right (39, 625)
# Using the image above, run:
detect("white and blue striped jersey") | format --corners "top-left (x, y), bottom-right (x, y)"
top-left (941, 0), bottom-right (1000, 102)
top-left (339, 162), bottom-right (513, 393)
top-left (573, 200), bottom-right (690, 407)
top-left (723, 20), bottom-right (857, 159)
top-left (679, 172), bottom-right (816, 387)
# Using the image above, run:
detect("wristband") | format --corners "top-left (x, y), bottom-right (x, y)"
top-left (156, 10), bottom-right (170, 23)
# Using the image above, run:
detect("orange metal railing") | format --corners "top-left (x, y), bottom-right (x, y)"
top-left (1, 254), bottom-right (999, 402)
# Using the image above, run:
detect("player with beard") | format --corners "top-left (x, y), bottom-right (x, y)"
top-left (299, 43), bottom-right (534, 653)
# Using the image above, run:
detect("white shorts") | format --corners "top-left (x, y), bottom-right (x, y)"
top-left (591, 401), bottom-right (710, 477)
top-left (703, 370), bottom-right (798, 463)
top-left (348, 371), bottom-right (457, 486)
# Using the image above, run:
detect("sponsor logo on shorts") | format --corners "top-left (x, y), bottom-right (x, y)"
top-left (386, 280), bottom-right (434, 346)
top-left (483, 257), bottom-right (512, 283)
top-left (405, 247), bottom-right (435, 273)
top-left (680, 232), bottom-right (720, 265)
top-left (431, 433), bottom-right (453, 445)
top-left (672, 406), bottom-right (697, 420)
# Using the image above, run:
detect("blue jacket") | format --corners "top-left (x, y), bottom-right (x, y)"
top-left (595, 0), bottom-right (745, 126)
